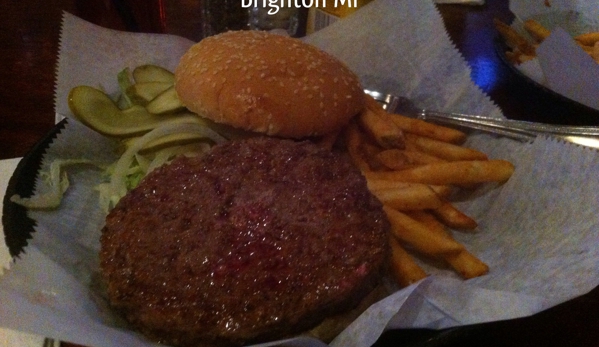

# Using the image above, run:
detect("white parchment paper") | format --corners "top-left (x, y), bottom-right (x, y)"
top-left (1, 1), bottom-right (599, 346)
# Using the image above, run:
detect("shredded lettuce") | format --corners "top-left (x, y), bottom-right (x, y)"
top-left (96, 122), bottom-right (226, 213)
top-left (12, 123), bottom-right (225, 213)
top-left (10, 159), bottom-right (104, 210)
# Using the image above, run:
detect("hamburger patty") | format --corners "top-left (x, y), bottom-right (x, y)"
top-left (100, 137), bottom-right (389, 347)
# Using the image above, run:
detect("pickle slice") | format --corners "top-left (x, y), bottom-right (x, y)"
top-left (145, 86), bottom-right (186, 115)
top-left (132, 64), bottom-right (175, 84)
top-left (68, 85), bottom-right (201, 138)
top-left (126, 82), bottom-right (173, 105)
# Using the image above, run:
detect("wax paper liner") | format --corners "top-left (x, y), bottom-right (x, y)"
top-left (1, 1), bottom-right (599, 346)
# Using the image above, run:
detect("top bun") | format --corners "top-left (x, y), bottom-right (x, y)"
top-left (174, 30), bottom-right (365, 138)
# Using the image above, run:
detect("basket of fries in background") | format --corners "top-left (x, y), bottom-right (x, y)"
top-left (494, 0), bottom-right (599, 113)
top-left (494, 17), bottom-right (599, 65)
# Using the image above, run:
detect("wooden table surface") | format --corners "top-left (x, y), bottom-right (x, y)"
top-left (1, 1), bottom-right (598, 346)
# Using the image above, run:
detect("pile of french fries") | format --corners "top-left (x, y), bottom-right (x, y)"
top-left (494, 18), bottom-right (599, 64)
top-left (341, 95), bottom-right (515, 287)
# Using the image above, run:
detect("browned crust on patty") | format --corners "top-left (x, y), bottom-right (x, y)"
top-left (100, 137), bottom-right (389, 346)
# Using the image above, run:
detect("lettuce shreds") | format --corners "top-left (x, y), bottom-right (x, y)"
top-left (10, 159), bottom-right (104, 210)
top-left (11, 123), bottom-right (225, 213)
top-left (134, 153), bottom-right (151, 173)
top-left (145, 142), bottom-right (211, 173)
top-left (97, 122), bottom-right (227, 213)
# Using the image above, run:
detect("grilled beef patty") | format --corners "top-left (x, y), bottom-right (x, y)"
top-left (100, 137), bottom-right (389, 347)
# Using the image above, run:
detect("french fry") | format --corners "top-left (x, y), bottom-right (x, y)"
top-left (377, 148), bottom-right (446, 170)
top-left (359, 100), bottom-right (405, 149)
top-left (384, 206), bottom-right (464, 257)
top-left (432, 201), bottom-right (478, 231)
top-left (360, 139), bottom-right (388, 171)
top-left (429, 184), bottom-right (453, 198)
top-left (365, 93), bottom-right (468, 144)
top-left (375, 148), bottom-right (411, 170)
top-left (516, 53), bottom-right (537, 64)
top-left (493, 18), bottom-right (536, 56)
top-left (368, 180), bottom-right (453, 197)
top-left (388, 234), bottom-right (428, 287)
top-left (406, 210), bottom-right (448, 235)
top-left (445, 250), bottom-right (489, 279)
top-left (402, 210), bottom-right (488, 279)
top-left (575, 31), bottom-right (599, 47)
top-left (592, 42), bottom-right (599, 64)
top-left (344, 120), bottom-right (371, 172)
top-left (578, 43), bottom-right (595, 54)
top-left (523, 19), bottom-right (551, 42)
top-left (390, 113), bottom-right (468, 144)
top-left (505, 48), bottom-right (537, 64)
top-left (367, 179), bottom-right (415, 191)
top-left (373, 184), bottom-right (444, 211)
top-left (402, 149), bottom-right (448, 165)
top-left (404, 133), bottom-right (488, 162)
top-left (365, 160), bottom-right (515, 185)
top-left (367, 179), bottom-right (452, 197)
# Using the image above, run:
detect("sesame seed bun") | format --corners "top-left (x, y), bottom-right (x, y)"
top-left (174, 30), bottom-right (365, 138)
